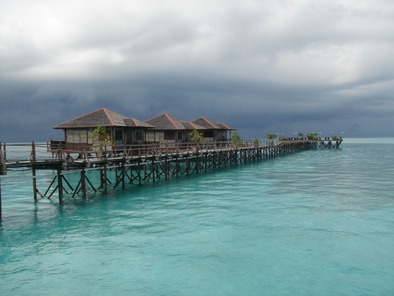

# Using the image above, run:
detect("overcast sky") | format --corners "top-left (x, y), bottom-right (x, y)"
top-left (1, 0), bottom-right (394, 142)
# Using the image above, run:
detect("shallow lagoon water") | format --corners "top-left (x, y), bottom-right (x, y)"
top-left (1, 139), bottom-right (394, 295)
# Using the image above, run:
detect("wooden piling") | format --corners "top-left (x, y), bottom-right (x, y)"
top-left (31, 142), bottom-right (38, 201)
top-left (0, 175), bottom-right (2, 220)
top-left (0, 139), bottom-right (342, 215)
top-left (32, 166), bottom-right (38, 202)
top-left (121, 159), bottom-right (125, 189)
top-left (0, 142), bottom-right (6, 176)
top-left (81, 167), bottom-right (87, 197)
top-left (151, 157), bottom-right (156, 183)
top-left (100, 162), bottom-right (108, 193)
top-left (57, 166), bottom-right (63, 204)
top-left (138, 158), bottom-right (142, 186)
top-left (165, 155), bottom-right (169, 180)
top-left (185, 154), bottom-right (190, 175)
top-left (3, 142), bottom-right (6, 164)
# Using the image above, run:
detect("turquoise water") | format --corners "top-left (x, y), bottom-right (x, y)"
top-left (1, 139), bottom-right (394, 295)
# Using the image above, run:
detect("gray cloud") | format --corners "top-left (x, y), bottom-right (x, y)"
top-left (1, 0), bottom-right (394, 142)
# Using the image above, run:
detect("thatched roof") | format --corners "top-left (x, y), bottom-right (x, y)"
top-left (53, 108), bottom-right (152, 129)
top-left (192, 117), bottom-right (235, 130)
top-left (144, 113), bottom-right (205, 130)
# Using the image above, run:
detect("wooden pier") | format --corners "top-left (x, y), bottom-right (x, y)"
top-left (0, 139), bottom-right (342, 218)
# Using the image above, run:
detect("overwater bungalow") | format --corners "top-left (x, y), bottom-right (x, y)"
top-left (51, 108), bottom-right (153, 152)
top-left (192, 117), bottom-right (235, 142)
top-left (144, 113), bottom-right (206, 143)
top-left (49, 109), bottom-right (236, 153)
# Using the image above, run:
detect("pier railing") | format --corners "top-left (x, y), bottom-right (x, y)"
top-left (0, 138), bottom-right (342, 217)
top-left (0, 138), bottom-right (342, 170)
top-left (46, 140), bottom-right (266, 161)
top-left (0, 140), bottom-right (259, 165)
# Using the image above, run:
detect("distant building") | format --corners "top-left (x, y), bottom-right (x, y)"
top-left (51, 108), bottom-right (235, 151)
top-left (52, 108), bottom-right (153, 151)
top-left (192, 117), bottom-right (234, 142)
top-left (144, 113), bottom-right (206, 143)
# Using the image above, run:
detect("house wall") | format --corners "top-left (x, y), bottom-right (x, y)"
top-left (215, 131), bottom-right (228, 141)
top-left (146, 131), bottom-right (161, 142)
top-left (64, 128), bottom-right (228, 145)
top-left (126, 129), bottom-right (146, 144)
top-left (65, 129), bottom-right (93, 144)
top-left (146, 131), bottom-right (189, 143)
top-left (112, 127), bottom-right (124, 144)
top-left (65, 127), bottom-right (148, 146)
top-left (201, 130), bottom-right (228, 142)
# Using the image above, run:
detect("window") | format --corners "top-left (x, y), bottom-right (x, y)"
top-left (115, 128), bottom-right (123, 141)
top-left (204, 131), bottom-right (214, 138)
top-left (136, 130), bottom-right (143, 141)
top-left (66, 129), bottom-right (88, 143)
top-left (164, 131), bottom-right (175, 140)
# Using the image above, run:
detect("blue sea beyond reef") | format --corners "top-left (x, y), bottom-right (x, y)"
top-left (1, 138), bottom-right (394, 296)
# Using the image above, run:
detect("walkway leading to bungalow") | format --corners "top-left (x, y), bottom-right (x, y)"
top-left (0, 139), bottom-right (342, 219)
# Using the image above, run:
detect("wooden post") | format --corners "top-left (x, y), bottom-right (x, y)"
top-left (196, 153), bottom-right (199, 174)
top-left (31, 141), bottom-right (36, 161)
top-left (138, 158), bottom-right (142, 186)
top-left (165, 155), bottom-right (169, 181)
top-left (32, 166), bottom-right (38, 202)
top-left (81, 167), bottom-right (87, 198)
top-left (100, 162), bottom-right (108, 193)
top-left (31, 142), bottom-right (38, 201)
top-left (121, 159), bottom-right (125, 189)
top-left (0, 142), bottom-right (6, 175)
top-left (185, 154), bottom-right (190, 175)
top-left (3, 142), bottom-right (6, 163)
top-left (151, 157), bottom-right (156, 183)
top-left (0, 175), bottom-right (2, 220)
top-left (175, 155), bottom-right (179, 178)
top-left (57, 166), bottom-right (63, 204)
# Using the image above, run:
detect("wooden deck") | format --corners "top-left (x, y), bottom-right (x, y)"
top-left (0, 139), bottom-right (342, 218)
top-left (1, 139), bottom-right (342, 172)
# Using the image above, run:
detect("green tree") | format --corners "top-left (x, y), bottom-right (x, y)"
top-left (266, 133), bottom-right (277, 140)
top-left (307, 133), bottom-right (319, 140)
top-left (90, 126), bottom-right (113, 158)
top-left (231, 131), bottom-right (242, 147)
top-left (189, 129), bottom-right (205, 143)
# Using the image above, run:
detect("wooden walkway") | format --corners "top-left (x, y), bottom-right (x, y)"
top-left (0, 139), bottom-right (342, 218)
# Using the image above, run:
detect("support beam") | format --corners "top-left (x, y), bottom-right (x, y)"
top-left (0, 142), bottom-right (6, 176)
top-left (57, 166), bottom-right (63, 204)
top-left (0, 140), bottom-right (335, 212)
top-left (81, 167), bottom-right (87, 197)
top-left (0, 176), bottom-right (2, 220)
top-left (32, 166), bottom-right (37, 202)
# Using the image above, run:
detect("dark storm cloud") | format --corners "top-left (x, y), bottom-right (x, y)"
top-left (1, 0), bottom-right (394, 141)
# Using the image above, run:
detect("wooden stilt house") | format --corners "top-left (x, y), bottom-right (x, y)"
top-left (191, 117), bottom-right (235, 141)
top-left (49, 109), bottom-right (237, 155)
top-left (51, 108), bottom-right (153, 152)
top-left (143, 113), bottom-right (206, 143)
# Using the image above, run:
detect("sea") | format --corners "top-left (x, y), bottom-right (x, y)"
top-left (0, 138), bottom-right (393, 296)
